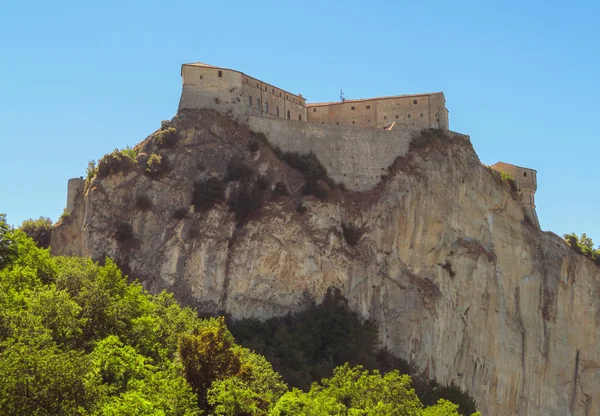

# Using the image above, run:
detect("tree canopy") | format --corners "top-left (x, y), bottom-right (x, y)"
top-left (0, 213), bottom-right (477, 415)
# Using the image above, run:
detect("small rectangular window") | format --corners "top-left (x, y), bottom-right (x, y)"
top-left (313, 108), bottom-right (317, 112)
top-left (351, 106), bottom-right (355, 110)
top-left (408, 114), bottom-right (411, 118)
top-left (218, 71), bottom-right (222, 77)
top-left (366, 105), bottom-right (371, 109)
top-left (413, 99), bottom-right (417, 105)
top-left (384, 116), bottom-right (387, 120)
top-left (199, 75), bottom-right (203, 80)
top-left (272, 89), bottom-right (274, 93)
top-left (420, 113), bottom-right (424, 117)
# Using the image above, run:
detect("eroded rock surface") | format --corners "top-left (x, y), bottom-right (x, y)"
top-left (53, 109), bottom-right (600, 416)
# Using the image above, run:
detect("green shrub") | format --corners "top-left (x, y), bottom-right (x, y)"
top-left (135, 195), bottom-right (153, 211)
top-left (564, 233), bottom-right (600, 266)
top-left (280, 151), bottom-right (327, 181)
top-left (97, 148), bottom-right (138, 179)
top-left (224, 158), bottom-right (254, 182)
top-left (154, 127), bottom-right (177, 148)
top-left (192, 178), bottom-right (225, 211)
top-left (341, 223), bottom-right (364, 247)
top-left (86, 160), bottom-right (98, 185)
top-left (59, 209), bottom-right (71, 222)
top-left (500, 171), bottom-right (517, 192)
top-left (20, 217), bottom-right (53, 249)
top-left (146, 153), bottom-right (167, 176)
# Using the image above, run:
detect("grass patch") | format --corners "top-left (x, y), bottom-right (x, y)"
top-left (145, 153), bottom-right (168, 176)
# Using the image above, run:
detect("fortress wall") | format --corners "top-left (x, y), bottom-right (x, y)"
top-left (248, 116), bottom-right (427, 191)
top-left (307, 94), bottom-right (447, 130)
top-left (66, 178), bottom-right (84, 214)
top-left (241, 74), bottom-right (306, 122)
top-left (178, 66), bottom-right (246, 122)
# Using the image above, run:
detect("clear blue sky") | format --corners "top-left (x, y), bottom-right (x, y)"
top-left (1, 0), bottom-right (598, 244)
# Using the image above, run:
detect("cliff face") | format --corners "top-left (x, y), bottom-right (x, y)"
top-left (52, 110), bottom-right (600, 416)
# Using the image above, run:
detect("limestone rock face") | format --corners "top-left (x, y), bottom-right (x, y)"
top-left (52, 109), bottom-right (600, 416)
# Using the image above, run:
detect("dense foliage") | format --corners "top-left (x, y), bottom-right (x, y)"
top-left (564, 232), bottom-right (600, 265)
top-left (229, 288), bottom-right (478, 415)
top-left (0, 214), bottom-right (476, 415)
top-left (19, 216), bottom-right (53, 249)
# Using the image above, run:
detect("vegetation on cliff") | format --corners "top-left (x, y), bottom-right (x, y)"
top-left (0, 213), bottom-right (478, 415)
top-left (564, 232), bottom-right (600, 265)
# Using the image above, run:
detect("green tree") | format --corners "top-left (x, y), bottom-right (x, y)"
top-left (19, 216), bottom-right (53, 249)
top-left (0, 213), bottom-right (17, 270)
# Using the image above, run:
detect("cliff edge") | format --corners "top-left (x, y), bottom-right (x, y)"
top-left (52, 109), bottom-right (600, 416)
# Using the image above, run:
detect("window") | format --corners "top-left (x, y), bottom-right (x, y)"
top-left (276, 106), bottom-right (280, 117)
top-left (249, 96), bottom-right (253, 107)
top-left (336, 122), bottom-right (339, 125)
top-left (313, 108), bottom-right (317, 112)
top-left (257, 83), bottom-right (259, 88)
top-left (384, 116), bottom-right (387, 120)
top-left (298, 115), bottom-right (302, 121)
top-left (265, 102), bottom-right (269, 113)
top-left (366, 105), bottom-right (371, 109)
top-left (265, 86), bottom-right (267, 91)
top-left (351, 106), bottom-right (355, 110)
top-left (285, 95), bottom-right (288, 99)
top-left (368, 119), bottom-right (370, 123)
top-left (245, 78), bottom-right (248, 83)
top-left (257, 99), bottom-right (261, 110)
top-left (280, 92), bottom-right (282, 97)
top-left (413, 99), bottom-right (417, 105)
top-left (199, 75), bottom-right (203, 80)
top-left (272, 89), bottom-right (274, 93)
top-left (293, 98), bottom-right (296, 103)
top-left (523, 172), bottom-right (527, 177)
top-left (352, 121), bottom-right (355, 124)
top-left (218, 70), bottom-right (222, 77)
top-left (420, 113), bottom-right (424, 117)
top-left (408, 114), bottom-right (411, 118)
top-left (396, 115), bottom-right (399, 119)
top-left (287, 110), bottom-right (290, 119)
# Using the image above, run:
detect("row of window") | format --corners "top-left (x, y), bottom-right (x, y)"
top-left (244, 78), bottom-right (303, 103)
top-left (248, 96), bottom-right (302, 120)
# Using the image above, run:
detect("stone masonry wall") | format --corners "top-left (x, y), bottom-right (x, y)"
top-left (249, 117), bottom-right (466, 191)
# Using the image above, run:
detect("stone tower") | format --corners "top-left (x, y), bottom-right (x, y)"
top-left (491, 162), bottom-right (539, 228)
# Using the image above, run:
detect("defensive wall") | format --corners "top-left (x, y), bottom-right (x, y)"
top-left (249, 116), bottom-right (466, 192)
top-left (179, 63), bottom-right (307, 124)
top-left (307, 93), bottom-right (448, 130)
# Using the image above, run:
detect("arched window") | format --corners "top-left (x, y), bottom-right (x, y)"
top-left (257, 99), bottom-right (261, 111)
top-left (298, 114), bottom-right (302, 121)
top-left (276, 106), bottom-right (280, 117)
top-left (248, 96), bottom-right (252, 107)
top-left (287, 110), bottom-right (290, 120)
top-left (265, 102), bottom-right (269, 113)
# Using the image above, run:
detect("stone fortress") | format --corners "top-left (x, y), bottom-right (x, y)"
top-left (66, 62), bottom-right (540, 227)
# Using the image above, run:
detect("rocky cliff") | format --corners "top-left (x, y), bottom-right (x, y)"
top-left (52, 109), bottom-right (599, 416)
